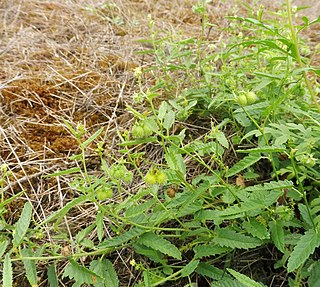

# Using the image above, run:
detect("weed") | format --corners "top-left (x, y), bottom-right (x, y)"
top-left (1, 1), bottom-right (320, 287)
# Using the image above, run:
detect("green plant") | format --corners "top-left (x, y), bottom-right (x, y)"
top-left (1, 1), bottom-right (319, 286)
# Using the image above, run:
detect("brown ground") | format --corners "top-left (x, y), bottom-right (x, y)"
top-left (0, 0), bottom-right (319, 286)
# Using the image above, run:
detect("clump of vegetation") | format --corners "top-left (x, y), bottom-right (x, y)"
top-left (1, 0), bottom-right (320, 286)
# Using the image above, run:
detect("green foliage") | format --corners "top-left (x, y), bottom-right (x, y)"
top-left (287, 228), bottom-right (320, 272)
top-left (2, 1), bottom-right (320, 286)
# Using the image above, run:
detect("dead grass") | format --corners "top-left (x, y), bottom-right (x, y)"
top-left (0, 0), bottom-right (319, 286)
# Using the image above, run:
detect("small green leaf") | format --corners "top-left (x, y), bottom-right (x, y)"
top-left (63, 259), bottom-right (101, 287)
top-left (3, 253), bottom-right (13, 287)
top-left (96, 212), bottom-right (104, 242)
top-left (196, 262), bottom-right (229, 280)
top-left (47, 264), bottom-right (59, 287)
top-left (13, 202), bottom-right (32, 247)
top-left (226, 153), bottom-right (262, 177)
top-left (227, 268), bottom-right (266, 287)
top-left (81, 127), bottom-right (103, 149)
top-left (165, 148), bottom-right (186, 175)
top-left (138, 232), bottom-right (182, 260)
top-left (243, 218), bottom-right (269, 240)
top-left (90, 259), bottom-right (119, 287)
top-left (163, 110), bottom-right (175, 130)
top-left (181, 260), bottom-right (199, 277)
top-left (287, 228), bottom-right (320, 272)
top-left (143, 271), bottom-right (152, 287)
top-left (194, 244), bottom-right (230, 259)
top-left (0, 239), bottom-right (9, 258)
top-left (215, 131), bottom-right (229, 149)
top-left (21, 248), bottom-right (38, 287)
top-left (308, 260), bottom-right (320, 286)
top-left (158, 101), bottom-right (168, 121)
top-left (269, 220), bottom-right (285, 253)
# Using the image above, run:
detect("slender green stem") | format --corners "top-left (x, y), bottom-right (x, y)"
top-left (286, 0), bottom-right (319, 110)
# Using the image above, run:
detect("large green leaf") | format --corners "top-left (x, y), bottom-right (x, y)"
top-left (227, 269), bottom-right (266, 287)
top-left (21, 248), bottom-right (38, 287)
top-left (213, 228), bottom-right (263, 249)
top-left (287, 228), bottom-right (320, 272)
top-left (269, 220), bottom-right (285, 253)
top-left (137, 232), bottom-right (182, 260)
top-left (226, 153), bottom-right (262, 177)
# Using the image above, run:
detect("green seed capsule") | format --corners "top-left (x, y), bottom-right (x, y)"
top-left (246, 91), bottom-right (258, 104)
top-left (237, 94), bottom-right (248, 106)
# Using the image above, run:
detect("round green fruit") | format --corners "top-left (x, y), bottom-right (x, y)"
top-left (132, 125), bottom-right (145, 139)
top-left (236, 94), bottom-right (248, 106)
top-left (155, 170), bottom-right (167, 184)
top-left (145, 171), bottom-right (157, 185)
top-left (96, 187), bottom-right (113, 200)
top-left (246, 91), bottom-right (258, 105)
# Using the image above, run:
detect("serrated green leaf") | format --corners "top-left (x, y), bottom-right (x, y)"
top-left (308, 260), bottom-right (320, 286)
top-left (99, 227), bottom-right (145, 248)
top-left (287, 228), bottom-right (320, 272)
top-left (63, 259), bottom-right (101, 287)
top-left (143, 271), bottom-right (152, 287)
top-left (242, 218), bottom-right (269, 240)
top-left (196, 262), bottom-right (226, 280)
top-left (90, 259), bottom-right (119, 287)
top-left (21, 248), bottom-right (38, 287)
top-left (215, 131), bottom-right (229, 149)
top-left (269, 221), bottom-right (285, 253)
top-left (13, 202), bottom-right (32, 247)
top-left (181, 260), bottom-right (199, 277)
top-left (213, 228), bottom-right (262, 249)
top-left (163, 110), bottom-right (175, 130)
top-left (194, 244), bottom-right (231, 259)
top-left (227, 268), bottom-right (265, 287)
top-left (158, 101), bottom-right (168, 121)
top-left (165, 149), bottom-right (186, 175)
top-left (47, 264), bottom-right (59, 287)
top-left (0, 239), bottom-right (9, 258)
top-left (244, 180), bottom-right (293, 192)
top-left (298, 204), bottom-right (313, 228)
top-left (133, 243), bottom-right (165, 264)
top-left (226, 153), bottom-right (262, 177)
top-left (138, 232), bottom-right (182, 260)
top-left (3, 253), bottom-right (13, 287)
top-left (96, 212), bottom-right (104, 242)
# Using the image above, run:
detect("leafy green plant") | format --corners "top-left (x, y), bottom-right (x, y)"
top-left (1, 1), bottom-right (319, 286)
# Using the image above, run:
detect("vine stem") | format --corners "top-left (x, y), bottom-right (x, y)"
top-left (286, 0), bottom-right (319, 110)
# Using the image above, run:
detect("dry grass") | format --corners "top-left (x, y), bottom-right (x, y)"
top-left (0, 0), bottom-right (319, 286)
